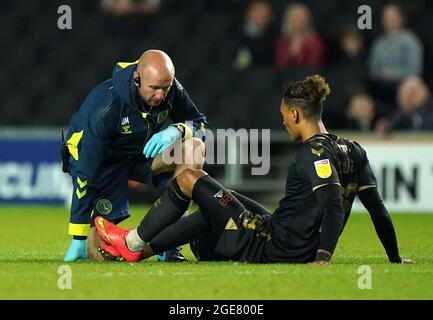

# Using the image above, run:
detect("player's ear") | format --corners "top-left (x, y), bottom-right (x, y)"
top-left (292, 108), bottom-right (300, 124)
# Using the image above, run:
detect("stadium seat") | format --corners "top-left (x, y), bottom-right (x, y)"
top-left (192, 66), bottom-right (236, 100)
top-left (193, 12), bottom-right (237, 43)
top-left (39, 91), bottom-right (77, 125)
top-left (2, 92), bottom-right (34, 125)
top-left (146, 14), bottom-right (190, 47)
top-left (0, 15), bottom-right (20, 43)
top-left (235, 67), bottom-right (278, 98)
top-left (248, 88), bottom-right (284, 129)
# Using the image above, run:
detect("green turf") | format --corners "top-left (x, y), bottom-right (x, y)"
top-left (0, 206), bottom-right (432, 300)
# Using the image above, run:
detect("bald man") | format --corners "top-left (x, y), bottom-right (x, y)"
top-left (392, 76), bottom-right (433, 130)
top-left (62, 50), bottom-right (208, 261)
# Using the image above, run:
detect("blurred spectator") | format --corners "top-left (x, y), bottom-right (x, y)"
top-left (275, 3), bottom-right (326, 70)
top-left (101, 0), bottom-right (161, 16)
top-left (368, 3), bottom-right (424, 103)
top-left (345, 92), bottom-right (376, 131)
top-left (233, 0), bottom-right (277, 71)
top-left (339, 26), bottom-right (366, 66)
top-left (376, 76), bottom-right (433, 134)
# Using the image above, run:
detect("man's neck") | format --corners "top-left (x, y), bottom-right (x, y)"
top-left (301, 120), bottom-right (328, 142)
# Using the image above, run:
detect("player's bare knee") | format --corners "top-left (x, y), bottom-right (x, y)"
top-left (176, 168), bottom-right (199, 187)
top-left (190, 137), bottom-right (205, 155)
top-left (182, 137), bottom-right (206, 168)
top-left (176, 168), bottom-right (206, 196)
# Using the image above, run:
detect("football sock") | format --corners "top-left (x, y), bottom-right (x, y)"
top-left (125, 229), bottom-right (145, 252)
top-left (149, 213), bottom-right (211, 254)
top-left (191, 175), bottom-right (247, 233)
top-left (136, 178), bottom-right (190, 243)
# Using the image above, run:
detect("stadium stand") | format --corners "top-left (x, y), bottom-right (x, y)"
top-left (1, 0), bottom-right (432, 132)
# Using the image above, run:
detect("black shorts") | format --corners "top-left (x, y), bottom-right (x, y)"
top-left (190, 191), bottom-right (272, 263)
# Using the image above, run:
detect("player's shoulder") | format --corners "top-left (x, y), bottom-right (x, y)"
top-left (329, 134), bottom-right (369, 166)
top-left (335, 135), bottom-right (367, 159)
top-left (296, 140), bottom-right (328, 173)
top-left (311, 133), bottom-right (366, 154)
top-left (299, 134), bottom-right (333, 159)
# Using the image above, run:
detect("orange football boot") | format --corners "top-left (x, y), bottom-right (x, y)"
top-left (94, 216), bottom-right (142, 262)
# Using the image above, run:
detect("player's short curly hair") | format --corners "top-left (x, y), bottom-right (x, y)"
top-left (283, 74), bottom-right (331, 120)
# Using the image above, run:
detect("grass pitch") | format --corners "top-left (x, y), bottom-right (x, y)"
top-left (0, 206), bottom-right (432, 300)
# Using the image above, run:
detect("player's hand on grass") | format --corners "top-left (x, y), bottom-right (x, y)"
top-left (143, 126), bottom-right (181, 158)
top-left (64, 239), bottom-right (88, 262)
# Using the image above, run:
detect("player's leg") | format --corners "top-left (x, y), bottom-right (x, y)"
top-left (230, 191), bottom-right (271, 217)
top-left (95, 169), bottom-right (269, 262)
top-left (131, 168), bottom-right (260, 259)
top-left (187, 192), bottom-right (271, 262)
top-left (189, 228), bottom-right (228, 262)
top-left (175, 169), bottom-right (248, 233)
top-left (145, 212), bottom-right (212, 257)
top-left (124, 174), bottom-right (196, 254)
top-left (183, 172), bottom-right (270, 261)
top-left (150, 208), bottom-right (227, 262)
top-left (126, 138), bottom-right (205, 260)
top-left (96, 190), bottom-right (270, 261)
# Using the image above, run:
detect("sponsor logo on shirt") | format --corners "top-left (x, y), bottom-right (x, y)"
top-left (314, 159), bottom-right (332, 179)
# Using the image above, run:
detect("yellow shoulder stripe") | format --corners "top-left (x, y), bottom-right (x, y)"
top-left (67, 131), bottom-right (83, 161)
top-left (117, 60), bottom-right (139, 69)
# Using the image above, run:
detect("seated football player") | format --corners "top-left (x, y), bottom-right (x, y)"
top-left (95, 75), bottom-right (413, 264)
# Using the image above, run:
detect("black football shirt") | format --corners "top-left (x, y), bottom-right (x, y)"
top-left (263, 133), bottom-right (377, 263)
